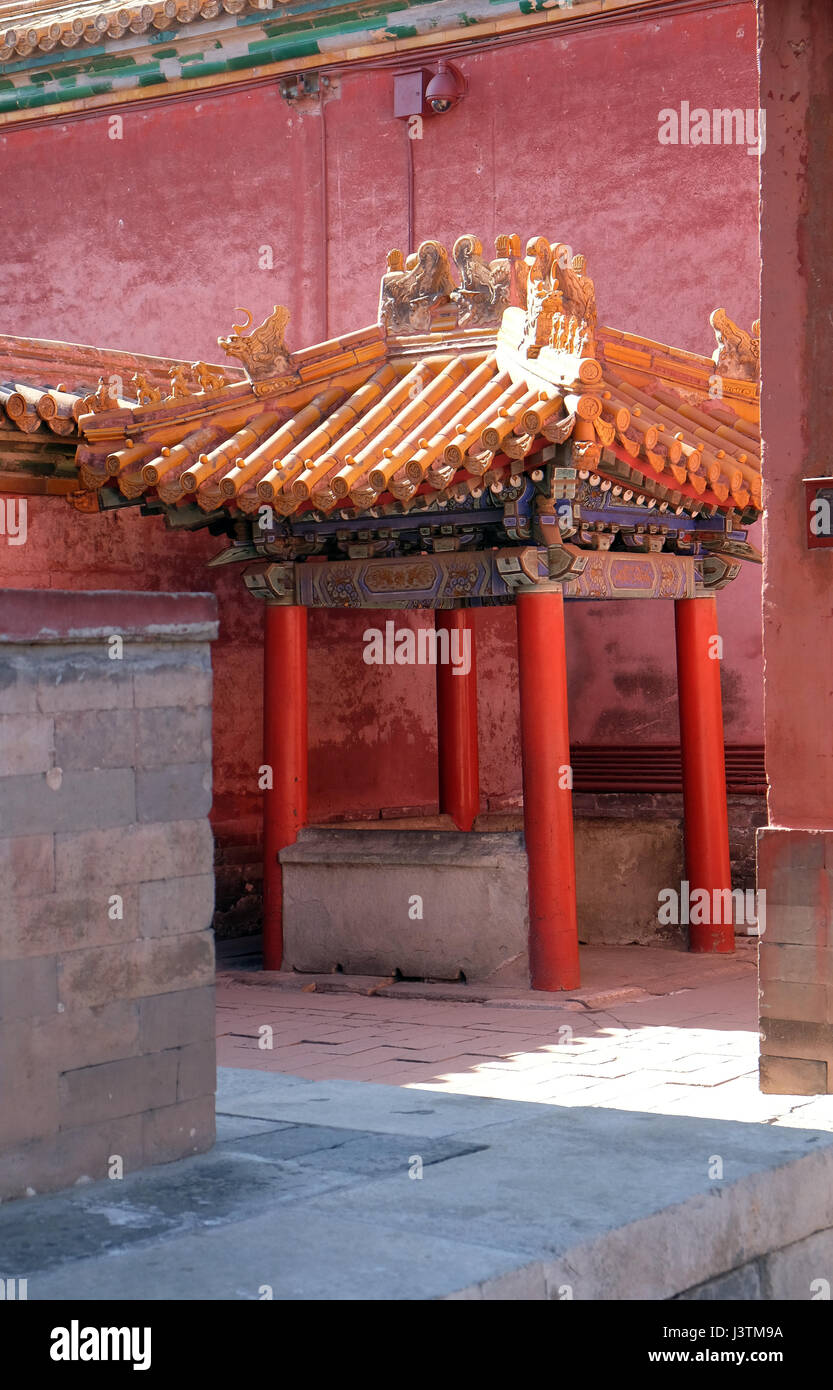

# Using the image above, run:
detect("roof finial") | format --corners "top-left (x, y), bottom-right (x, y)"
top-left (710, 309), bottom-right (760, 381)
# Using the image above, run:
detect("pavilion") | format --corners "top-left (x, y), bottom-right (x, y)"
top-left (0, 232), bottom-right (762, 989)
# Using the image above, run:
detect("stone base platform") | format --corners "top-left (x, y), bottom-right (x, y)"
top-left (279, 817), bottom-right (685, 985)
top-left (280, 828), bottom-right (530, 985)
top-left (4, 1067), bottom-right (831, 1301)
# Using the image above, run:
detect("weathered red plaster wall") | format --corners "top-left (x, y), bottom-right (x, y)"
top-left (759, 0), bottom-right (833, 826)
top-left (755, 0), bottom-right (833, 1096)
top-left (0, 0), bottom-right (762, 828)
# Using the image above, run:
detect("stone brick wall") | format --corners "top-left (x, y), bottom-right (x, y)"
top-left (758, 829), bottom-right (833, 1095)
top-left (571, 792), bottom-right (766, 896)
top-left (0, 590), bottom-right (219, 1200)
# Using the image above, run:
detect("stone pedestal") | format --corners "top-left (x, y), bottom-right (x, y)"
top-left (281, 829), bottom-right (530, 986)
top-left (280, 817), bottom-right (688, 985)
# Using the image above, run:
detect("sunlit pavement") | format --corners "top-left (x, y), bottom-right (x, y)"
top-left (216, 940), bottom-right (833, 1131)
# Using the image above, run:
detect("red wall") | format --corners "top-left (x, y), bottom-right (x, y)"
top-left (0, 1), bottom-right (761, 830)
top-left (759, 0), bottom-right (833, 828)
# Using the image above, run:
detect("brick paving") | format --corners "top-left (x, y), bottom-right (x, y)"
top-left (216, 943), bottom-right (833, 1131)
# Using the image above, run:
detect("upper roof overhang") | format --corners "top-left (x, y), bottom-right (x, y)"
top-left (0, 330), bottom-right (242, 498)
top-left (0, 0), bottom-right (680, 124)
top-left (0, 231), bottom-right (761, 585)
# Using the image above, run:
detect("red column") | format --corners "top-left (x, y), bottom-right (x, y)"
top-left (675, 596), bottom-right (734, 953)
top-left (436, 609), bottom-right (479, 831)
top-left (517, 589), bottom-right (580, 990)
top-left (262, 603), bottom-right (308, 970)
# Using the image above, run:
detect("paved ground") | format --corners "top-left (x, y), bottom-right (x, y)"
top-left (216, 941), bottom-right (833, 1129)
top-left (4, 943), bottom-right (833, 1301)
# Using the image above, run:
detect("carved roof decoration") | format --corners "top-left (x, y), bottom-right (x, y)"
top-left (710, 309), bottom-right (760, 382)
top-left (0, 233), bottom-right (761, 578)
top-left (217, 304), bottom-right (295, 385)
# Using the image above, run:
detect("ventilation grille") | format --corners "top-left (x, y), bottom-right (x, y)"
top-left (570, 745), bottom-right (766, 795)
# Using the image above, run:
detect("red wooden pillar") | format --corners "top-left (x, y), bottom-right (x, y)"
top-left (674, 596), bottom-right (734, 953)
top-left (517, 589), bottom-right (580, 990)
top-left (436, 609), bottom-right (479, 831)
top-left (262, 602), bottom-right (308, 970)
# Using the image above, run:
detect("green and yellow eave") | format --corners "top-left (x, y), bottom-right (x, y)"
top-left (0, 0), bottom-right (667, 122)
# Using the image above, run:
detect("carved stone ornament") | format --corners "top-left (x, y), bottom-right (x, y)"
top-left (79, 377), bottom-right (116, 415)
top-left (252, 375), bottom-right (304, 399)
top-left (517, 237), bottom-right (553, 310)
top-left (218, 305), bottom-right (296, 384)
top-left (131, 372), bottom-right (163, 407)
top-left (376, 234), bottom-right (599, 347)
top-left (710, 309), bottom-right (760, 381)
top-left (512, 240), bottom-right (598, 358)
top-left (552, 247), bottom-right (597, 330)
top-left (525, 278), bottom-right (562, 353)
top-left (67, 489), bottom-right (101, 514)
top-left (192, 361), bottom-right (227, 394)
top-left (571, 439), bottom-right (602, 470)
top-left (167, 364), bottom-right (192, 400)
top-left (494, 232), bottom-right (522, 304)
top-left (449, 234), bottom-right (512, 328)
top-left (379, 240), bottom-right (455, 333)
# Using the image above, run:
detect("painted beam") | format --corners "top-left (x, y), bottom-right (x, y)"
top-left (242, 545), bottom-right (700, 607)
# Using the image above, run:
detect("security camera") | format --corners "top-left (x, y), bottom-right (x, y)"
top-left (425, 62), bottom-right (465, 114)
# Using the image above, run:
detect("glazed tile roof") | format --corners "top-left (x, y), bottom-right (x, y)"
top-left (0, 233), bottom-right (762, 557)
top-left (0, 0), bottom-right (662, 58)
top-left (0, 0), bottom-right (262, 55)
top-left (0, 330), bottom-right (243, 496)
top-left (0, 2), bottom-right (665, 121)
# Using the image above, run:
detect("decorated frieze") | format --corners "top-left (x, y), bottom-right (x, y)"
top-left (295, 548), bottom-right (511, 609)
top-left (237, 541), bottom-right (705, 608)
top-left (560, 548), bottom-right (695, 601)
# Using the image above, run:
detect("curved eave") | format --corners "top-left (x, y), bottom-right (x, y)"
top-left (53, 311), bottom-right (760, 534)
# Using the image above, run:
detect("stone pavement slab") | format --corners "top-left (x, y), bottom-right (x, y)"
top-left (214, 1067), bottom-right (523, 1138)
top-left (28, 1208), bottom-right (532, 1303)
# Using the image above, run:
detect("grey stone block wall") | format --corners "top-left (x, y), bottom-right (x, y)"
top-left (0, 590), bottom-right (219, 1201)
top-left (757, 827), bottom-right (833, 1094)
top-left (574, 816), bottom-right (685, 947)
top-left (674, 1228), bottom-right (833, 1300)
